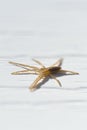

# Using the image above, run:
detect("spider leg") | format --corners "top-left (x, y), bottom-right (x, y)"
top-left (9, 61), bottom-right (39, 70)
top-left (11, 69), bottom-right (38, 75)
top-left (59, 69), bottom-right (79, 75)
top-left (51, 58), bottom-right (63, 67)
top-left (32, 59), bottom-right (45, 68)
top-left (29, 75), bottom-right (44, 91)
top-left (49, 74), bottom-right (62, 87)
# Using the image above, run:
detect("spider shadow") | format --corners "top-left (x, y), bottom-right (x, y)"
top-left (35, 73), bottom-right (75, 91)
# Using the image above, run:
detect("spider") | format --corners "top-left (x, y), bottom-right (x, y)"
top-left (9, 58), bottom-right (79, 91)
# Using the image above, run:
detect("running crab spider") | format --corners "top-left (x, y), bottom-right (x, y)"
top-left (9, 58), bottom-right (79, 91)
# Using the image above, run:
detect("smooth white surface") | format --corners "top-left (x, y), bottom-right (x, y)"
top-left (0, 0), bottom-right (87, 130)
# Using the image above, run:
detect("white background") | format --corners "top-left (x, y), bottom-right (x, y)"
top-left (0, 0), bottom-right (87, 130)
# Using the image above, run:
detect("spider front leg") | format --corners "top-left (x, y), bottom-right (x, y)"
top-left (59, 69), bottom-right (79, 75)
top-left (51, 58), bottom-right (63, 67)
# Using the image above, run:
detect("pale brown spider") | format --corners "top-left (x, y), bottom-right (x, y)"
top-left (9, 58), bottom-right (79, 91)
